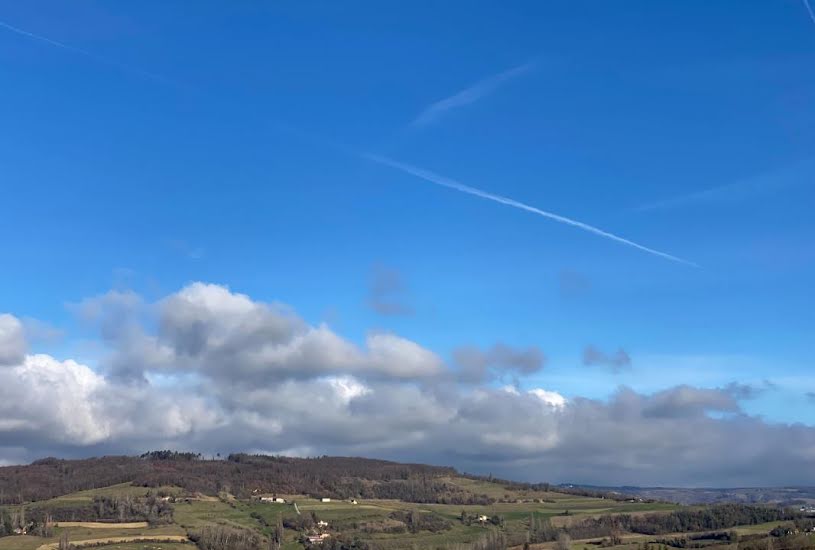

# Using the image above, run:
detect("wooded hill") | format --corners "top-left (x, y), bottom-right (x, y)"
top-left (0, 452), bottom-right (481, 505)
top-left (1, 452), bottom-right (811, 550)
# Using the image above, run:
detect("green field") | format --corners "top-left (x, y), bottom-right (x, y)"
top-left (64, 545), bottom-right (193, 550)
top-left (0, 479), bottom-right (796, 550)
top-left (0, 525), bottom-right (187, 550)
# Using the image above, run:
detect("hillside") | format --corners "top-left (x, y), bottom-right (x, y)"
top-left (0, 454), bottom-right (812, 550)
top-left (0, 453), bottom-right (459, 505)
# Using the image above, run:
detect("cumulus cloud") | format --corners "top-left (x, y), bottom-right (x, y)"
top-left (722, 382), bottom-right (765, 401)
top-left (0, 354), bottom-right (111, 449)
top-left (640, 385), bottom-right (742, 419)
top-left (0, 352), bottom-right (215, 453)
top-left (583, 345), bottom-right (632, 372)
top-left (81, 283), bottom-right (442, 383)
top-left (518, 390), bottom-right (815, 487)
top-left (528, 388), bottom-right (567, 409)
top-left (454, 343), bottom-right (545, 383)
top-left (368, 265), bottom-right (413, 316)
top-left (365, 332), bottom-right (444, 379)
top-left (2, 283), bottom-right (815, 487)
top-left (0, 314), bottom-right (27, 366)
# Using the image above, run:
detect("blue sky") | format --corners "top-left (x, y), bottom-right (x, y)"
top-left (1, 1), bottom-right (814, 482)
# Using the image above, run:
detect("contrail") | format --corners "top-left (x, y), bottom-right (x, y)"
top-left (633, 158), bottom-right (815, 213)
top-left (365, 154), bottom-right (697, 267)
top-left (411, 62), bottom-right (535, 127)
top-left (0, 19), bottom-right (179, 87)
top-left (803, 0), bottom-right (815, 25)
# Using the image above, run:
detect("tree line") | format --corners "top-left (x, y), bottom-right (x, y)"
top-left (24, 495), bottom-right (173, 525)
top-left (596, 504), bottom-right (793, 536)
top-left (527, 504), bottom-right (797, 542)
top-left (0, 506), bottom-right (53, 538)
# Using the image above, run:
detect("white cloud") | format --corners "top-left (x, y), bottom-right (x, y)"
top-left (91, 283), bottom-right (442, 383)
top-left (455, 344), bottom-right (545, 383)
top-left (2, 284), bottom-right (815, 487)
top-left (327, 376), bottom-right (371, 404)
top-left (0, 313), bottom-right (26, 366)
top-left (365, 332), bottom-right (444, 379)
top-left (529, 388), bottom-right (567, 409)
top-left (0, 354), bottom-right (109, 445)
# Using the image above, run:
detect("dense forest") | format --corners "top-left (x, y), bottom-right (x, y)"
top-left (0, 456), bottom-right (150, 504)
top-left (26, 495), bottom-right (173, 525)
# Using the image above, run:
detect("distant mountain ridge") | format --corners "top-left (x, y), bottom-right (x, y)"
top-left (561, 484), bottom-right (815, 505)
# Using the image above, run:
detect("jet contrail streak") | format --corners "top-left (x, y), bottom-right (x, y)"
top-left (803, 0), bottom-right (815, 25)
top-left (0, 19), bottom-right (178, 86)
top-left (411, 62), bottom-right (535, 128)
top-left (0, 20), bottom-right (87, 51)
top-left (365, 154), bottom-right (698, 267)
top-left (633, 157), bottom-right (815, 213)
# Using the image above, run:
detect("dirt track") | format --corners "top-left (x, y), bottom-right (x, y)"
top-left (36, 535), bottom-right (190, 549)
top-left (54, 521), bottom-right (150, 529)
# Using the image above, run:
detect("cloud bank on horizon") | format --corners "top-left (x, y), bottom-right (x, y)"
top-left (2, 282), bottom-right (814, 487)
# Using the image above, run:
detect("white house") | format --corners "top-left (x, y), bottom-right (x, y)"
top-left (320, 497), bottom-right (331, 503)
top-left (478, 515), bottom-right (489, 523)
top-left (317, 520), bottom-right (329, 528)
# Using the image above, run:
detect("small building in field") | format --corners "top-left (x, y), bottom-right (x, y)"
top-left (349, 499), bottom-right (358, 504)
top-left (319, 497), bottom-right (331, 503)
top-left (317, 520), bottom-right (329, 528)
top-left (477, 515), bottom-right (489, 523)
top-left (307, 533), bottom-right (331, 544)
top-left (260, 496), bottom-right (286, 503)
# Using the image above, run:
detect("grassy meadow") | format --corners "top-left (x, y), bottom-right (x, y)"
top-left (0, 478), bottom-right (803, 550)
